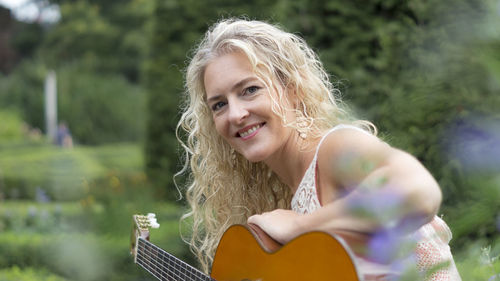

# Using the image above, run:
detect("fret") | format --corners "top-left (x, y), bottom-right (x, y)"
top-left (180, 262), bottom-right (189, 279)
top-left (137, 238), bottom-right (214, 281)
top-left (160, 251), bottom-right (182, 280)
top-left (138, 238), bottom-right (182, 281)
top-left (138, 239), bottom-right (179, 280)
top-left (138, 242), bottom-right (169, 280)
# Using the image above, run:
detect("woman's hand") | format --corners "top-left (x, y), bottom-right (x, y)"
top-left (247, 208), bottom-right (371, 254)
top-left (247, 209), bottom-right (304, 245)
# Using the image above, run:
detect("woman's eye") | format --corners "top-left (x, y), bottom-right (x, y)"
top-left (244, 86), bottom-right (260, 95)
top-left (211, 101), bottom-right (226, 111)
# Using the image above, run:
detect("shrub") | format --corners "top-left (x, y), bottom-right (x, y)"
top-left (0, 143), bottom-right (142, 200)
top-left (0, 201), bottom-right (99, 233)
top-left (0, 109), bottom-right (24, 142)
top-left (455, 238), bottom-right (500, 280)
top-left (57, 64), bottom-right (146, 145)
top-left (0, 207), bottom-right (189, 281)
top-left (0, 266), bottom-right (67, 281)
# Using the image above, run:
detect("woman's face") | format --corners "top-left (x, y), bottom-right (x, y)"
top-left (204, 52), bottom-right (297, 163)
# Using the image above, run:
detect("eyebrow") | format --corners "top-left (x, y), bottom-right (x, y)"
top-left (206, 77), bottom-right (259, 103)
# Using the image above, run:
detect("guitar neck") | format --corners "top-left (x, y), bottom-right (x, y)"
top-left (136, 238), bottom-right (214, 281)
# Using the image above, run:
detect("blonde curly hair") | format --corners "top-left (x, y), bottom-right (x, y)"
top-left (176, 18), bottom-right (374, 273)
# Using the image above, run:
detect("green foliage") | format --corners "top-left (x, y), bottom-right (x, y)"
top-left (0, 201), bottom-right (98, 233)
top-left (11, 21), bottom-right (45, 59)
top-left (444, 174), bottom-right (500, 247)
top-left (455, 239), bottom-right (500, 280)
top-left (0, 62), bottom-right (146, 145)
top-left (0, 232), bottom-right (126, 280)
top-left (0, 143), bottom-right (143, 200)
top-left (0, 201), bottom-right (188, 281)
top-left (39, 0), bottom-right (154, 82)
top-left (0, 138), bottom-right (192, 279)
top-left (0, 60), bottom-right (46, 131)
top-left (0, 266), bottom-right (67, 281)
top-left (57, 63), bottom-right (146, 144)
top-left (1, 0), bottom-right (153, 145)
top-left (0, 109), bottom-right (24, 142)
top-left (40, 1), bottom-right (118, 66)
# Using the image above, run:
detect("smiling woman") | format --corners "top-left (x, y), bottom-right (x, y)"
top-left (176, 18), bottom-right (461, 280)
top-left (204, 52), bottom-right (296, 163)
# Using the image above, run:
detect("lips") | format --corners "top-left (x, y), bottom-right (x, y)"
top-left (237, 123), bottom-right (265, 139)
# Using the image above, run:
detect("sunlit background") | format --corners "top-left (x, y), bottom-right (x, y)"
top-left (0, 0), bottom-right (499, 280)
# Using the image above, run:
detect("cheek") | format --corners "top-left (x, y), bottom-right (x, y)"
top-left (213, 117), bottom-right (227, 137)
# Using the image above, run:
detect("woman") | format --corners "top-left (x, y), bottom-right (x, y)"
top-left (177, 18), bottom-right (461, 280)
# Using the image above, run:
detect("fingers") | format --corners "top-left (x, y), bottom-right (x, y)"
top-left (247, 213), bottom-right (264, 226)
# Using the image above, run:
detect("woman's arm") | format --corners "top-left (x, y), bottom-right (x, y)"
top-left (248, 128), bottom-right (442, 249)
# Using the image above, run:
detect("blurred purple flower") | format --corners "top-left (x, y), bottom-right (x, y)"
top-left (366, 226), bottom-right (417, 265)
top-left (367, 228), bottom-right (403, 264)
top-left (346, 189), bottom-right (425, 231)
top-left (447, 119), bottom-right (500, 172)
top-left (489, 274), bottom-right (500, 281)
top-left (346, 189), bottom-right (403, 222)
top-left (36, 186), bottom-right (50, 203)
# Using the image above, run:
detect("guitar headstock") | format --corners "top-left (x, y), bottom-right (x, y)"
top-left (130, 213), bottom-right (160, 262)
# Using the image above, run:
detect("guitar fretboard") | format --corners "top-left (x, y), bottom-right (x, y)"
top-left (137, 238), bottom-right (214, 281)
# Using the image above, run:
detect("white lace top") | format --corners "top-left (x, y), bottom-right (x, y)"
top-left (291, 125), bottom-right (462, 281)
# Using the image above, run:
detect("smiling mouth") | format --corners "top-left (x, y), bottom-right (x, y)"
top-left (237, 123), bottom-right (265, 138)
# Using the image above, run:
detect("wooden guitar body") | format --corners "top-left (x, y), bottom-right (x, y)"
top-left (131, 214), bottom-right (361, 281)
top-left (211, 225), bottom-right (361, 281)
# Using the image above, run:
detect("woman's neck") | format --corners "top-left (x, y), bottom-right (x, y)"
top-left (264, 135), bottom-right (320, 194)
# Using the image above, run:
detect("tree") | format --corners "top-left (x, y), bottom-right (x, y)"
top-left (39, 0), bottom-right (153, 82)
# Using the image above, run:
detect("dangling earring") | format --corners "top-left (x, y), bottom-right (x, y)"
top-left (296, 111), bottom-right (309, 139)
top-left (230, 147), bottom-right (237, 167)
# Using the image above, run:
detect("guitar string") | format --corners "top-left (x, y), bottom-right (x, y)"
top-left (137, 245), bottom-right (169, 280)
top-left (142, 238), bottom-right (212, 281)
top-left (138, 238), bottom-right (213, 281)
top-left (139, 241), bottom-right (206, 281)
top-left (138, 238), bottom-right (210, 281)
top-left (138, 239), bottom-right (185, 280)
top-left (139, 238), bottom-right (197, 281)
top-left (138, 252), bottom-right (179, 281)
top-left (137, 255), bottom-right (165, 281)
top-left (146, 241), bottom-right (210, 281)
top-left (138, 243), bottom-right (181, 280)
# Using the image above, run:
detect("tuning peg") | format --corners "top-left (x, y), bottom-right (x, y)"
top-left (150, 220), bottom-right (160, 228)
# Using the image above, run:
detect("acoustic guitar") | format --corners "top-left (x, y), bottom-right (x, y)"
top-left (130, 213), bottom-right (361, 281)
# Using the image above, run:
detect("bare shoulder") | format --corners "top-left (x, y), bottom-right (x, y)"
top-left (316, 127), bottom-right (396, 192)
top-left (316, 126), bottom-right (442, 217)
top-left (317, 126), bottom-right (392, 161)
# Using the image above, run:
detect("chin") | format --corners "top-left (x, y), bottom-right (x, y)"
top-left (242, 152), bottom-right (268, 163)
top-left (244, 156), bottom-right (263, 163)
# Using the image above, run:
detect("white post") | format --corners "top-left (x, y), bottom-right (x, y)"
top-left (44, 70), bottom-right (57, 142)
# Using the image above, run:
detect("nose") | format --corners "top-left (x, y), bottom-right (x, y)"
top-left (227, 99), bottom-right (249, 125)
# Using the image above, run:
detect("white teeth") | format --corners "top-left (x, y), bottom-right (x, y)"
top-left (240, 124), bottom-right (261, 138)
